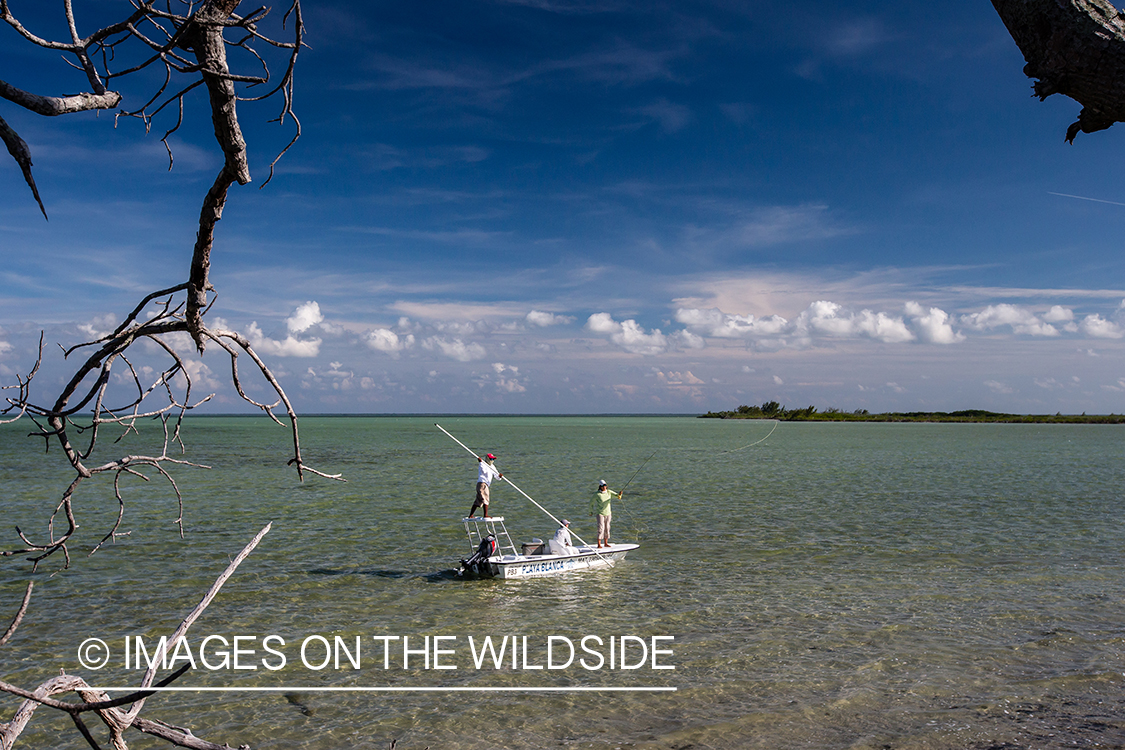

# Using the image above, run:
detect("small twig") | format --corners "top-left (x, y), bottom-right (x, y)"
top-left (0, 581), bottom-right (33, 647)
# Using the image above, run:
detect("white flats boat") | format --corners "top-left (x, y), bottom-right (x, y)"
top-left (436, 423), bottom-right (640, 580)
top-left (458, 516), bottom-right (638, 579)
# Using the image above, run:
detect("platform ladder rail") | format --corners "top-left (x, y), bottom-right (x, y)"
top-left (462, 516), bottom-right (518, 557)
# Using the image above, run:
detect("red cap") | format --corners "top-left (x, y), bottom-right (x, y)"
top-left (486, 454), bottom-right (496, 460)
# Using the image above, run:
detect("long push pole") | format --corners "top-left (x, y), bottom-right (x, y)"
top-left (435, 423), bottom-right (614, 567)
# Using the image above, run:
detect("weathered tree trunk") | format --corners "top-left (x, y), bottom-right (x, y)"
top-left (992, 0), bottom-right (1125, 140)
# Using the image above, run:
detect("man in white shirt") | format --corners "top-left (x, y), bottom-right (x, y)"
top-left (468, 453), bottom-right (502, 518)
top-left (548, 519), bottom-right (576, 555)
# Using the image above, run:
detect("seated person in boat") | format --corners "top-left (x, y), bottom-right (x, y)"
top-left (548, 519), bottom-right (577, 555)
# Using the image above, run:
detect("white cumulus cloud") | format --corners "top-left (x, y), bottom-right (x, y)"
top-left (794, 300), bottom-right (914, 343)
top-left (422, 336), bottom-right (487, 362)
top-left (1080, 314), bottom-right (1125, 339)
top-left (475, 363), bottom-right (526, 393)
top-left (287, 301), bottom-right (324, 334)
top-left (1042, 305), bottom-right (1074, 323)
top-left (674, 307), bottom-right (789, 338)
top-left (905, 302), bottom-right (964, 344)
top-left (174, 358), bottom-right (222, 392)
top-left (655, 369), bottom-right (706, 385)
top-left (246, 321), bottom-right (321, 357)
top-left (77, 313), bottom-right (117, 340)
top-left (243, 302), bottom-right (327, 357)
top-left (671, 329), bottom-right (706, 349)
top-left (526, 310), bottom-right (576, 327)
top-left (961, 304), bottom-right (1059, 337)
top-left (365, 328), bottom-right (415, 355)
top-left (494, 376), bottom-right (526, 393)
top-left (585, 313), bottom-right (667, 355)
top-left (586, 312), bottom-right (620, 334)
top-left (853, 309), bottom-right (915, 343)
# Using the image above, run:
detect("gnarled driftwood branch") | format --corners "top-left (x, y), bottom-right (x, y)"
top-left (993, 0), bottom-right (1125, 140)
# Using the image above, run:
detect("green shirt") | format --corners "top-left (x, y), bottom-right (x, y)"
top-left (591, 489), bottom-right (614, 517)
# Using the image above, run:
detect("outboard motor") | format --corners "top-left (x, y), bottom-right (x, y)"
top-left (459, 534), bottom-right (497, 577)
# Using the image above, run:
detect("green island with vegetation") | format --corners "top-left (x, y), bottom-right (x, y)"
top-left (701, 402), bottom-right (1125, 424)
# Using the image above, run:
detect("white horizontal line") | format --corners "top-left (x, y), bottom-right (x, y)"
top-left (89, 686), bottom-right (676, 693)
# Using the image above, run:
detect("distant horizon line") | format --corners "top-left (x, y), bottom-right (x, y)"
top-left (9, 410), bottom-right (1120, 418)
top-left (88, 685), bottom-right (677, 693)
top-left (173, 412), bottom-right (702, 417)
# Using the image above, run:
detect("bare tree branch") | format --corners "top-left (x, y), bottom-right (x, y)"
top-left (0, 0), bottom-right (300, 214)
top-left (126, 522), bottom-right (272, 722)
top-left (992, 0), bottom-right (1125, 141)
top-left (0, 526), bottom-right (271, 749)
top-left (0, 582), bottom-right (32, 647)
top-left (0, 2), bottom-right (328, 746)
top-left (0, 79), bottom-right (121, 115)
top-left (0, 113), bottom-right (45, 218)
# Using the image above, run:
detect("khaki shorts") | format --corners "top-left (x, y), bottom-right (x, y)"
top-left (475, 482), bottom-right (490, 505)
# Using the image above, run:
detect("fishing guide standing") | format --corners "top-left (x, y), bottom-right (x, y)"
top-left (468, 453), bottom-right (502, 518)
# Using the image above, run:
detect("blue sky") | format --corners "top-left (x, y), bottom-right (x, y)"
top-left (2, 1), bottom-right (1125, 414)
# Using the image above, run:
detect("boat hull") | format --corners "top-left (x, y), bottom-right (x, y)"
top-left (465, 543), bottom-right (638, 579)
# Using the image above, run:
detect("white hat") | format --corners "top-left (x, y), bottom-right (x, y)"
top-left (598, 480), bottom-right (606, 486)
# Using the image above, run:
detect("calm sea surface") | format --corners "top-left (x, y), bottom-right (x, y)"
top-left (2, 416), bottom-right (1125, 749)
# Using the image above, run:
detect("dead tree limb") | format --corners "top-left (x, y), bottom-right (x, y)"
top-left (0, 0), bottom-right (330, 569)
top-left (992, 0), bottom-right (1125, 140)
top-left (0, 583), bottom-right (32, 648)
top-left (0, 113), bottom-right (45, 218)
top-left (125, 522), bottom-right (272, 723)
top-left (0, 526), bottom-right (270, 749)
top-left (0, 0), bottom-right (302, 215)
top-left (1, 2), bottom-right (328, 748)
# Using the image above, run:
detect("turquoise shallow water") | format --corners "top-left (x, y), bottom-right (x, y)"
top-left (2, 416), bottom-right (1125, 748)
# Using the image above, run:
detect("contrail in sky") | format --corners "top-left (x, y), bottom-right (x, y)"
top-left (1048, 191), bottom-right (1125, 207)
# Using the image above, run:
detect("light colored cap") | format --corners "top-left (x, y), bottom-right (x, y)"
top-left (562, 519), bottom-right (570, 525)
top-left (598, 480), bottom-right (606, 486)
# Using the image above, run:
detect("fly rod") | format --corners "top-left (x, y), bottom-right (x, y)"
top-left (618, 449), bottom-right (657, 496)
